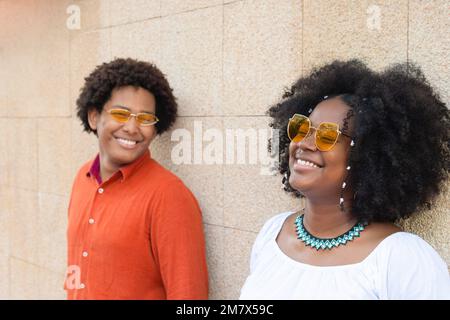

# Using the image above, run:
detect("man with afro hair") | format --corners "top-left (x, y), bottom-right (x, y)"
top-left (65, 58), bottom-right (208, 300)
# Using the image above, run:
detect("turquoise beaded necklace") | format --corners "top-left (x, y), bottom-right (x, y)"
top-left (294, 214), bottom-right (368, 251)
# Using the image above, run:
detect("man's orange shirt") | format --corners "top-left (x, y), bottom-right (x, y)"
top-left (65, 150), bottom-right (208, 299)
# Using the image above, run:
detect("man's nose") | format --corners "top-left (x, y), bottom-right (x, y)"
top-left (122, 115), bottom-right (140, 133)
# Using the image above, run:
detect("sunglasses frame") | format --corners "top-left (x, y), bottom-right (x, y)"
top-left (107, 108), bottom-right (159, 126)
top-left (287, 113), bottom-right (351, 151)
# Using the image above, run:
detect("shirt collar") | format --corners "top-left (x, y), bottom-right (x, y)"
top-left (119, 149), bottom-right (151, 181)
top-left (88, 154), bottom-right (102, 184)
top-left (86, 150), bottom-right (152, 183)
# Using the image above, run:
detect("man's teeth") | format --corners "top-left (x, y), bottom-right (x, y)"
top-left (117, 138), bottom-right (137, 146)
top-left (296, 159), bottom-right (319, 168)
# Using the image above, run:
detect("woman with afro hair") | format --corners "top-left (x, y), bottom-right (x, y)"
top-left (240, 59), bottom-right (450, 299)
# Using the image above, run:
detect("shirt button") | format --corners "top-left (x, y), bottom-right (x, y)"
top-left (98, 188), bottom-right (104, 194)
top-left (88, 218), bottom-right (95, 224)
top-left (82, 251), bottom-right (89, 257)
top-left (80, 283), bottom-right (85, 289)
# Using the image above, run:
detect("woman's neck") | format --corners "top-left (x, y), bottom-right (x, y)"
top-left (302, 198), bottom-right (357, 238)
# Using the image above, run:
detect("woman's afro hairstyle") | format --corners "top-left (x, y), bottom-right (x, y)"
top-left (268, 59), bottom-right (450, 223)
top-left (76, 58), bottom-right (177, 135)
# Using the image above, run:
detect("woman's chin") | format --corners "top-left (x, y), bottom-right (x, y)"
top-left (289, 173), bottom-right (321, 193)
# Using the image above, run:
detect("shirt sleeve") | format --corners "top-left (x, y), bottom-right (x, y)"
top-left (149, 178), bottom-right (208, 300)
top-left (380, 233), bottom-right (450, 299)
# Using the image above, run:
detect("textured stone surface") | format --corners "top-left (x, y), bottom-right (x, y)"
top-left (9, 257), bottom-right (66, 299)
top-left (0, 0), bottom-right (449, 300)
top-left (38, 119), bottom-right (72, 196)
top-left (0, 0), bottom-right (70, 118)
top-left (36, 193), bottom-right (69, 274)
top-left (109, 0), bottom-right (160, 26)
top-left (203, 224), bottom-right (225, 299)
top-left (303, 0), bottom-right (408, 72)
top-left (222, 228), bottom-right (257, 299)
top-left (70, 0), bottom-right (110, 31)
top-left (409, 0), bottom-right (450, 106)
top-left (9, 120), bottom-right (38, 191)
top-left (0, 186), bottom-right (11, 255)
top-left (9, 258), bottom-right (40, 299)
top-left (0, 252), bottom-right (9, 298)
top-left (160, 6), bottom-right (223, 116)
top-left (111, 18), bottom-right (162, 64)
top-left (161, 0), bottom-right (222, 16)
top-left (0, 120), bottom-right (11, 186)
top-left (223, 0), bottom-right (302, 115)
top-left (10, 189), bottom-right (39, 265)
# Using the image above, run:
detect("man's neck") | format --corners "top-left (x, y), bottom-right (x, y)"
top-left (99, 155), bottom-right (120, 183)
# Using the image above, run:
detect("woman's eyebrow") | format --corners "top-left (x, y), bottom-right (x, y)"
top-left (310, 120), bottom-right (340, 127)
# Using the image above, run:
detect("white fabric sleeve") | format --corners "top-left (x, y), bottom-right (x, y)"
top-left (380, 233), bottom-right (450, 299)
top-left (249, 212), bottom-right (291, 273)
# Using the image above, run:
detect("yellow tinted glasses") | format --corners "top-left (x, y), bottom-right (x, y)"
top-left (108, 108), bottom-right (159, 126)
top-left (287, 114), bottom-right (350, 151)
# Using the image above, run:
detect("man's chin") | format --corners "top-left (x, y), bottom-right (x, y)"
top-left (111, 150), bottom-right (144, 166)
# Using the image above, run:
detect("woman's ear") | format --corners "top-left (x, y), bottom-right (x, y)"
top-left (87, 108), bottom-right (99, 131)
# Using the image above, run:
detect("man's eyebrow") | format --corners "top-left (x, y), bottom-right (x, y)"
top-left (111, 105), bottom-right (155, 114)
top-left (112, 104), bottom-right (131, 111)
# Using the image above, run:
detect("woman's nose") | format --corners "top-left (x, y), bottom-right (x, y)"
top-left (297, 131), bottom-right (317, 151)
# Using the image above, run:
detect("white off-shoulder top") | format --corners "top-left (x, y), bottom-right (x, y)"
top-left (240, 212), bottom-right (450, 300)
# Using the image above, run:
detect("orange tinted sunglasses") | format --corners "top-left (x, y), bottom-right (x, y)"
top-left (108, 108), bottom-right (159, 126)
top-left (287, 114), bottom-right (351, 151)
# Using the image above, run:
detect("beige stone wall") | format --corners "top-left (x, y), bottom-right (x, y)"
top-left (0, 0), bottom-right (448, 299)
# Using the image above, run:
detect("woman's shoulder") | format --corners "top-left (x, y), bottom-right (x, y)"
top-left (359, 222), bottom-right (444, 264)
top-left (372, 230), bottom-right (450, 299)
top-left (361, 224), bottom-right (444, 265)
top-left (248, 212), bottom-right (295, 272)
top-left (250, 212), bottom-right (294, 255)
top-left (258, 211), bottom-right (294, 238)
top-left (374, 230), bottom-right (446, 263)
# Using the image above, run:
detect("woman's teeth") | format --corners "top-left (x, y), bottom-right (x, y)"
top-left (296, 159), bottom-right (319, 168)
